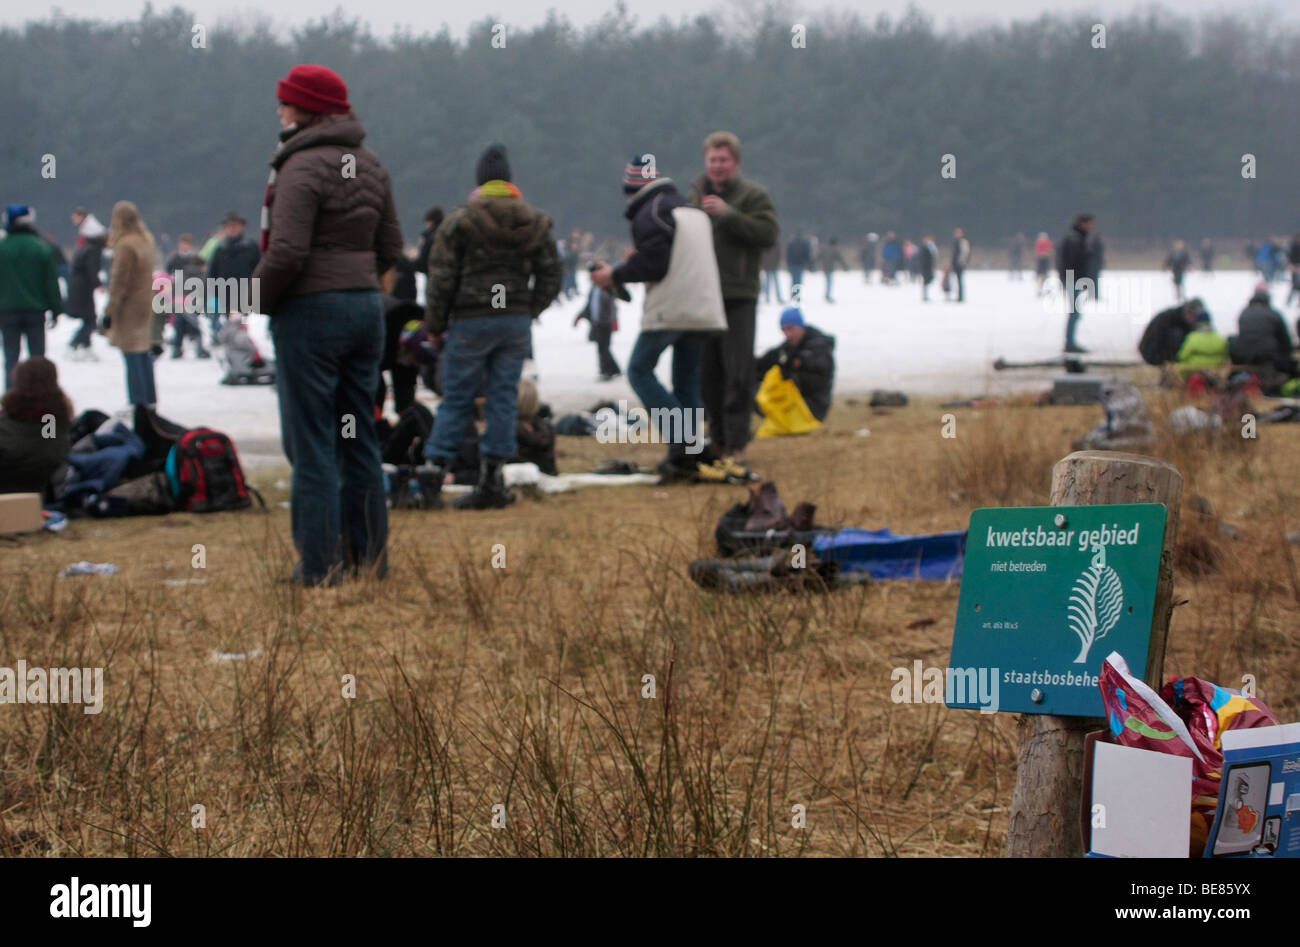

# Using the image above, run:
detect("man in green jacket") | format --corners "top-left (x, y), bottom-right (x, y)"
top-left (0, 205), bottom-right (63, 390)
top-left (686, 131), bottom-right (778, 464)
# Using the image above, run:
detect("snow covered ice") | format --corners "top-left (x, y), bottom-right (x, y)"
top-left (42, 267), bottom-right (1284, 469)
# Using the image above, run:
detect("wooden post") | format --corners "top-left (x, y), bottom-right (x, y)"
top-left (1004, 451), bottom-right (1182, 857)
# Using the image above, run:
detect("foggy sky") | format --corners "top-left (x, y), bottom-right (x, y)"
top-left (23, 0), bottom-right (1297, 41)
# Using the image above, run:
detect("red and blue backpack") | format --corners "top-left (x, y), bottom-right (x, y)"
top-left (165, 428), bottom-right (261, 513)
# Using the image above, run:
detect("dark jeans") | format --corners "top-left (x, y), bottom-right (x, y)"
top-left (122, 351), bottom-right (157, 405)
top-left (426, 314), bottom-right (532, 463)
top-left (0, 310), bottom-right (45, 390)
top-left (953, 267), bottom-right (966, 302)
top-left (271, 290), bottom-right (387, 585)
top-left (591, 322), bottom-right (620, 377)
top-left (626, 329), bottom-right (703, 458)
top-left (761, 269), bottom-right (784, 304)
top-left (788, 267), bottom-right (805, 299)
top-left (701, 298), bottom-right (758, 454)
top-left (1065, 287), bottom-right (1087, 348)
top-left (376, 365), bottom-right (418, 415)
top-left (171, 313), bottom-right (207, 356)
top-left (70, 315), bottom-right (97, 349)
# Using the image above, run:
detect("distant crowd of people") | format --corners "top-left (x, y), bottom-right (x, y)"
top-left (0, 64), bottom-right (791, 588)
top-left (0, 200), bottom-right (270, 402)
top-left (3, 60), bottom-right (1299, 589)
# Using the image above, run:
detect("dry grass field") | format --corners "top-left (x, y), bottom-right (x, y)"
top-left (3, 375), bottom-right (1298, 857)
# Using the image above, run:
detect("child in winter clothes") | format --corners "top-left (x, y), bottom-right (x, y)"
top-left (217, 316), bottom-right (274, 384)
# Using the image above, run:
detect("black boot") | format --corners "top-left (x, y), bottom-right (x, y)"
top-left (414, 460), bottom-right (448, 510)
top-left (389, 465), bottom-right (422, 510)
top-left (453, 457), bottom-right (514, 510)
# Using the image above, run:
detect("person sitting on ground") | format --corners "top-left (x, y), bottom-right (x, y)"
top-left (217, 316), bottom-right (274, 384)
top-left (0, 356), bottom-right (72, 498)
top-left (510, 377), bottom-right (557, 475)
top-left (1229, 284), bottom-right (1296, 378)
top-left (754, 307), bottom-right (836, 421)
top-left (1138, 297), bottom-right (1205, 367)
top-left (1176, 309), bottom-right (1230, 381)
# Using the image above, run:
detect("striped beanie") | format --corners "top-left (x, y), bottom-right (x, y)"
top-left (623, 153), bottom-right (661, 194)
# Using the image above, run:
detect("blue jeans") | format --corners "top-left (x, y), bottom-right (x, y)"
top-left (122, 351), bottom-right (157, 405)
top-left (789, 267), bottom-right (805, 298)
top-left (426, 315), bottom-right (532, 463)
top-left (761, 270), bottom-right (784, 304)
top-left (1, 310), bottom-right (45, 390)
top-left (70, 315), bottom-right (97, 349)
top-left (271, 290), bottom-right (387, 584)
top-left (1065, 286), bottom-right (1087, 348)
top-left (627, 329), bottom-right (703, 457)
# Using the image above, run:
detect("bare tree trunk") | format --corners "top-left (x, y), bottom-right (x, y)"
top-left (1005, 451), bottom-right (1182, 857)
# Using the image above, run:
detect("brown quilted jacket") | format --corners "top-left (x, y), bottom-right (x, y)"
top-left (254, 114), bottom-right (404, 314)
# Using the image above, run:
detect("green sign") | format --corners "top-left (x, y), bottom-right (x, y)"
top-left (947, 504), bottom-right (1168, 717)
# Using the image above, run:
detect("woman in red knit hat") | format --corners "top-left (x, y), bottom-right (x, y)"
top-left (253, 63), bottom-right (405, 587)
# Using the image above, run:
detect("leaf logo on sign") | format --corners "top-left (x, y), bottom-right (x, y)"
top-left (1068, 543), bottom-right (1123, 664)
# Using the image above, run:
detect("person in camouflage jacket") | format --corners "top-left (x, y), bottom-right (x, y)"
top-left (419, 142), bottom-right (563, 510)
top-left (424, 182), bottom-right (561, 333)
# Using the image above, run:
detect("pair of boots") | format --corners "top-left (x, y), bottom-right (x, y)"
top-left (403, 457), bottom-right (514, 511)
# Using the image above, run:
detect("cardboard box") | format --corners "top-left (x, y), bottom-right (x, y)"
top-left (0, 493), bottom-right (43, 535)
top-left (1205, 722), bottom-right (1300, 858)
top-left (1083, 730), bottom-right (1193, 857)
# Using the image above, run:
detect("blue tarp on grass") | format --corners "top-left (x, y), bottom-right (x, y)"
top-left (812, 528), bottom-right (967, 580)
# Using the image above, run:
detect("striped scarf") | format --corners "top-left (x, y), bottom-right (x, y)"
top-left (260, 124), bottom-right (300, 253)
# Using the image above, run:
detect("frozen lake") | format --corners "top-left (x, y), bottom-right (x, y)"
top-left (39, 267), bottom-right (1289, 468)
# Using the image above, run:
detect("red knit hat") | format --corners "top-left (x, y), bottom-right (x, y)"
top-left (277, 64), bottom-right (351, 114)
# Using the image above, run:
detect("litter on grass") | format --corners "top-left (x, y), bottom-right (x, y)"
top-left (60, 561), bottom-right (118, 577)
top-left (211, 648), bottom-right (263, 663)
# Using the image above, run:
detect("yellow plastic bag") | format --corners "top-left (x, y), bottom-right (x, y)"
top-left (755, 364), bottom-right (822, 438)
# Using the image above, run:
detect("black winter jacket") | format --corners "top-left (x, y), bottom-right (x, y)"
top-left (611, 178), bottom-right (685, 286)
top-left (786, 236), bottom-right (812, 268)
top-left (1230, 295), bottom-right (1293, 367)
top-left (1138, 305), bottom-right (1192, 365)
top-left (755, 325), bottom-right (836, 421)
top-left (67, 236), bottom-right (105, 320)
top-left (1057, 226), bottom-right (1102, 285)
top-left (208, 236), bottom-right (262, 310)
